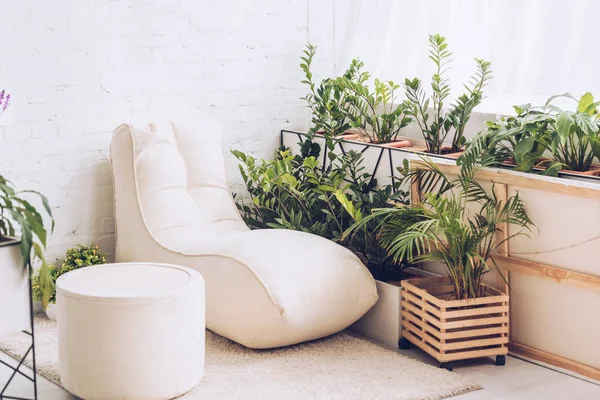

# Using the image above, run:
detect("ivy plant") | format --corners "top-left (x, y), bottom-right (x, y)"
top-left (403, 34), bottom-right (492, 154)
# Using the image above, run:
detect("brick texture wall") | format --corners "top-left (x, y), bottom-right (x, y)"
top-left (0, 0), bottom-right (334, 262)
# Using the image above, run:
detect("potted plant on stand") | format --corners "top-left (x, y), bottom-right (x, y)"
top-left (353, 157), bottom-right (533, 368)
top-left (0, 91), bottom-right (54, 338)
top-left (403, 34), bottom-right (492, 156)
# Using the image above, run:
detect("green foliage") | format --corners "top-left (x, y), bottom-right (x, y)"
top-left (232, 145), bottom-right (408, 280)
top-left (549, 93), bottom-right (600, 171)
top-left (300, 43), bottom-right (362, 140)
top-left (403, 34), bottom-right (492, 154)
top-left (335, 66), bottom-right (412, 144)
top-left (458, 93), bottom-right (600, 175)
top-left (346, 157), bottom-right (533, 300)
top-left (32, 243), bottom-right (107, 306)
top-left (0, 174), bottom-right (54, 308)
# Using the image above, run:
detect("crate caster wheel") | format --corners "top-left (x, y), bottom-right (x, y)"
top-left (439, 362), bottom-right (453, 371)
top-left (398, 337), bottom-right (412, 350)
top-left (495, 355), bottom-right (506, 366)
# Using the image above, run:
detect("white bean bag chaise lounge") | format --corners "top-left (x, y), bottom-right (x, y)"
top-left (110, 119), bottom-right (378, 349)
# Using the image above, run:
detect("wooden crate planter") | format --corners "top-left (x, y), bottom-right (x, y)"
top-left (399, 276), bottom-right (509, 370)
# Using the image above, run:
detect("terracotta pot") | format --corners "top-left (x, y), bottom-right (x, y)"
top-left (439, 145), bottom-right (464, 158)
top-left (561, 168), bottom-right (600, 177)
top-left (380, 140), bottom-right (412, 149)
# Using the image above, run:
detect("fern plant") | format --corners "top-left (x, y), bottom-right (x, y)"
top-left (335, 67), bottom-right (412, 144)
top-left (403, 34), bottom-right (492, 154)
top-left (345, 157), bottom-right (533, 299)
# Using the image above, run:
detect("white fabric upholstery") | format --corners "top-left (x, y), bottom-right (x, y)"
top-left (109, 119), bottom-right (378, 349)
top-left (57, 263), bottom-right (205, 400)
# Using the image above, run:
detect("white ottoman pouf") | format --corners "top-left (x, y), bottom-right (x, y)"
top-left (56, 263), bottom-right (205, 400)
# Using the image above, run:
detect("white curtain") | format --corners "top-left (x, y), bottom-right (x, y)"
top-left (329, 0), bottom-right (598, 115)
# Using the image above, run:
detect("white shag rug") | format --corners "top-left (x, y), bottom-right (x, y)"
top-left (0, 317), bottom-right (480, 400)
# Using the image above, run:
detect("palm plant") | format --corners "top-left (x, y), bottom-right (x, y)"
top-left (345, 157), bottom-right (533, 300)
top-left (403, 34), bottom-right (492, 154)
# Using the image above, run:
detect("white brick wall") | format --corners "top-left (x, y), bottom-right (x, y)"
top-left (0, 0), bottom-right (334, 262)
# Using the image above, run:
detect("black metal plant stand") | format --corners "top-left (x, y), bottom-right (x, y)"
top-left (0, 265), bottom-right (38, 400)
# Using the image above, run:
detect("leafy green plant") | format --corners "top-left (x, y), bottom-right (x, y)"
top-left (458, 104), bottom-right (558, 175)
top-left (0, 174), bottom-right (54, 308)
top-left (549, 93), bottom-right (600, 171)
top-left (335, 66), bottom-right (412, 144)
top-left (403, 34), bottom-right (492, 154)
top-left (459, 93), bottom-right (600, 175)
top-left (33, 243), bottom-right (106, 306)
top-left (300, 44), bottom-right (363, 140)
top-left (346, 157), bottom-right (533, 299)
top-left (232, 145), bottom-right (407, 280)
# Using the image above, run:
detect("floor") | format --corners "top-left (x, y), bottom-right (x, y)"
top-left (1, 337), bottom-right (599, 400)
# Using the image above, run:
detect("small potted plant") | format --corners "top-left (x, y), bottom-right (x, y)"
top-left (33, 243), bottom-right (107, 320)
top-left (0, 90), bottom-right (55, 337)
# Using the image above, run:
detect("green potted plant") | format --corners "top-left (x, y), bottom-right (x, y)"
top-left (459, 92), bottom-right (600, 177)
top-left (334, 66), bottom-right (413, 147)
top-left (33, 243), bottom-right (107, 320)
top-left (352, 157), bottom-right (533, 367)
top-left (0, 90), bottom-right (55, 337)
top-left (403, 34), bottom-right (492, 155)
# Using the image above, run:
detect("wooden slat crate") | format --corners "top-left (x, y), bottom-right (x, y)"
top-left (401, 276), bottom-right (509, 365)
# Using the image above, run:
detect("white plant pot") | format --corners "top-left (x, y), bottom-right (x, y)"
top-left (350, 267), bottom-right (440, 347)
top-left (45, 302), bottom-right (57, 321)
top-left (0, 237), bottom-right (28, 339)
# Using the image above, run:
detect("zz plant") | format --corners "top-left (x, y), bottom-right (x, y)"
top-left (403, 34), bottom-right (492, 154)
top-left (335, 65), bottom-right (412, 144)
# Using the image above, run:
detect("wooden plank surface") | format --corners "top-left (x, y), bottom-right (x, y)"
top-left (510, 342), bottom-right (600, 382)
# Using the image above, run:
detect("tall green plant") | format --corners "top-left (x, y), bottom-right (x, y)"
top-left (335, 68), bottom-right (412, 144)
top-left (403, 34), bottom-right (492, 154)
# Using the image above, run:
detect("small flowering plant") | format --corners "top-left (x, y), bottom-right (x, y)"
top-left (0, 89), bottom-right (10, 118)
top-left (0, 90), bottom-right (55, 307)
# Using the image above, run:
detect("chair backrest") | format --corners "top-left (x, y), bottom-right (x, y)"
top-left (110, 119), bottom-right (247, 255)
